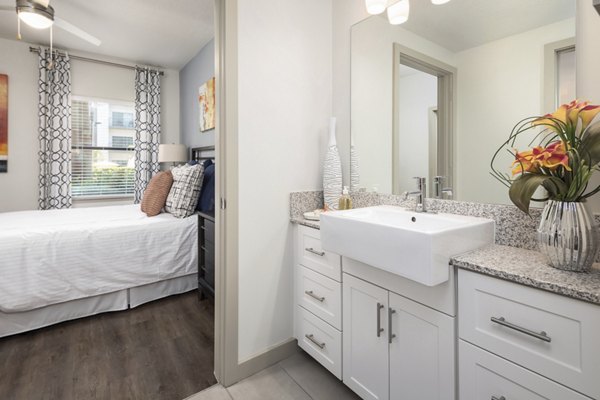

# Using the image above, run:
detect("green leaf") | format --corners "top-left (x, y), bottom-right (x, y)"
top-left (580, 123), bottom-right (600, 166)
top-left (509, 174), bottom-right (567, 214)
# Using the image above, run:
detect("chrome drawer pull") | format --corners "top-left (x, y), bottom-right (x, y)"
top-left (376, 303), bottom-right (384, 337)
top-left (490, 317), bottom-right (551, 343)
top-left (491, 396), bottom-right (506, 400)
top-left (388, 308), bottom-right (396, 344)
top-left (305, 290), bottom-right (325, 302)
top-left (305, 247), bottom-right (325, 257)
top-left (305, 334), bottom-right (325, 349)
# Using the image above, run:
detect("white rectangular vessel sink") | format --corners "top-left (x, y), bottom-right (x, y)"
top-left (320, 205), bottom-right (494, 286)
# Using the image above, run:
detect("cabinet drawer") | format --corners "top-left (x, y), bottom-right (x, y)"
top-left (459, 340), bottom-right (591, 400)
top-left (296, 266), bottom-right (342, 330)
top-left (458, 270), bottom-right (600, 399)
top-left (202, 219), bottom-right (215, 244)
top-left (296, 306), bottom-right (342, 379)
top-left (296, 225), bottom-right (341, 281)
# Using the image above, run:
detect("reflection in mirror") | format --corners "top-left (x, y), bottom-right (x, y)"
top-left (350, 0), bottom-right (576, 205)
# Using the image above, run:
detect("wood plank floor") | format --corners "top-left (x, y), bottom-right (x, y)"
top-left (0, 292), bottom-right (216, 400)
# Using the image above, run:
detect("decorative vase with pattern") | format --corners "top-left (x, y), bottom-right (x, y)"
top-left (323, 117), bottom-right (342, 210)
top-left (537, 200), bottom-right (599, 272)
top-left (350, 137), bottom-right (360, 192)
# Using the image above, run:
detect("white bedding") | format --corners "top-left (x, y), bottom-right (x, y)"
top-left (0, 205), bottom-right (198, 313)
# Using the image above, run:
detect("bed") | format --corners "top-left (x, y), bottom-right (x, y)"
top-left (0, 146), bottom-right (215, 338)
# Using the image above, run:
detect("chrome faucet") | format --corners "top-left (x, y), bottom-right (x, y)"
top-left (403, 177), bottom-right (427, 212)
top-left (433, 176), bottom-right (453, 199)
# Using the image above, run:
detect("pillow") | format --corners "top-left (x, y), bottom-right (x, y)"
top-left (141, 171), bottom-right (174, 217)
top-left (197, 162), bottom-right (215, 212)
top-left (165, 164), bottom-right (205, 218)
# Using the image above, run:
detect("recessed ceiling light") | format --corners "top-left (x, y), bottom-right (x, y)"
top-left (431, 0), bottom-right (451, 4)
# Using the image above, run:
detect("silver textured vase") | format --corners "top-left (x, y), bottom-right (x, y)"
top-left (323, 117), bottom-right (342, 210)
top-left (537, 200), bottom-right (599, 272)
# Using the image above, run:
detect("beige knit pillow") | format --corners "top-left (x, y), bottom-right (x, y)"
top-left (141, 171), bottom-right (174, 217)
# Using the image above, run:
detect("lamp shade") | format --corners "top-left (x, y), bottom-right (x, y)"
top-left (387, 0), bottom-right (410, 25)
top-left (158, 144), bottom-right (188, 163)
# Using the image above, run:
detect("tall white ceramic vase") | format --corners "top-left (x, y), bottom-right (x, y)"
top-left (323, 117), bottom-right (342, 210)
top-left (350, 136), bottom-right (360, 192)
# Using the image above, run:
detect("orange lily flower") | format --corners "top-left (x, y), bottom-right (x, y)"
top-left (580, 105), bottom-right (600, 131)
top-left (511, 141), bottom-right (570, 176)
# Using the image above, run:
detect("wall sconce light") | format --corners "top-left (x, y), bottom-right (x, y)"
top-left (365, 0), bottom-right (388, 15)
top-left (387, 0), bottom-right (410, 25)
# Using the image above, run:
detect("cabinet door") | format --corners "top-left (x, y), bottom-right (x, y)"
top-left (343, 273), bottom-right (389, 400)
top-left (389, 292), bottom-right (455, 400)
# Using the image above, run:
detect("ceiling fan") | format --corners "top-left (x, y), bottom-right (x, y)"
top-left (0, 0), bottom-right (101, 46)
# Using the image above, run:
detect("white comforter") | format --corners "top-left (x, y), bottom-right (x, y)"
top-left (0, 205), bottom-right (198, 312)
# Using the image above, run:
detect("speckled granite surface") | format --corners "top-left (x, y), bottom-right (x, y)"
top-left (452, 245), bottom-right (600, 305)
top-left (290, 191), bottom-right (323, 220)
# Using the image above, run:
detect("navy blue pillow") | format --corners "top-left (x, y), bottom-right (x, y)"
top-left (197, 160), bottom-right (215, 212)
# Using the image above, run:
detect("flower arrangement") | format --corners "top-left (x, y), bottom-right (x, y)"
top-left (491, 100), bottom-right (600, 214)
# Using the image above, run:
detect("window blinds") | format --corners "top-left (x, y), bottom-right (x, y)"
top-left (71, 97), bottom-right (136, 198)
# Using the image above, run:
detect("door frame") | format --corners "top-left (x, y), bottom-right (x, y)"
top-left (392, 43), bottom-right (457, 196)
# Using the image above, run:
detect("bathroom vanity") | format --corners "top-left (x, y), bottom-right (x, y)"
top-left (292, 212), bottom-right (600, 400)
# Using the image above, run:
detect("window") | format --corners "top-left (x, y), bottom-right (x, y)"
top-left (556, 46), bottom-right (576, 107)
top-left (72, 97), bottom-right (136, 198)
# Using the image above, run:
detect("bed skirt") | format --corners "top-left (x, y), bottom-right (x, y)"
top-left (0, 274), bottom-right (198, 338)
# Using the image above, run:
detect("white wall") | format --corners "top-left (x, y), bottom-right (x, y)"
top-left (236, 0), bottom-right (332, 362)
top-left (0, 39), bottom-right (180, 212)
top-left (0, 38), bottom-right (41, 212)
top-left (455, 18), bottom-right (575, 205)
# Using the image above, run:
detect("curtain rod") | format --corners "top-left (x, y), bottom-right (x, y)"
top-left (29, 47), bottom-right (165, 76)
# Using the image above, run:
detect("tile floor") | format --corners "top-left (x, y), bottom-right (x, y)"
top-left (186, 350), bottom-right (360, 400)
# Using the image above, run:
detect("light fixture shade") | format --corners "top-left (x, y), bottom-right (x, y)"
top-left (431, 0), bottom-right (451, 4)
top-left (365, 0), bottom-right (388, 15)
top-left (17, 0), bottom-right (54, 29)
top-left (387, 0), bottom-right (410, 25)
top-left (158, 144), bottom-right (188, 163)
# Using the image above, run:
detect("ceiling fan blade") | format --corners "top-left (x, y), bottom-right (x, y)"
top-left (54, 17), bottom-right (101, 46)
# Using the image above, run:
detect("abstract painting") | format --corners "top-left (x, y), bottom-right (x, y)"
top-left (198, 77), bottom-right (215, 132)
top-left (0, 74), bottom-right (7, 173)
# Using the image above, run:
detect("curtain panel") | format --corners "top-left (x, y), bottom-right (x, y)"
top-left (133, 67), bottom-right (161, 204)
top-left (38, 49), bottom-right (72, 210)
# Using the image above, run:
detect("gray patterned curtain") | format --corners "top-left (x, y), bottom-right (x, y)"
top-left (38, 48), bottom-right (72, 210)
top-left (133, 67), bottom-right (161, 203)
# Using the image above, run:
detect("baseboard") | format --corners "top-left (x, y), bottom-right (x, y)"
top-left (220, 338), bottom-right (299, 387)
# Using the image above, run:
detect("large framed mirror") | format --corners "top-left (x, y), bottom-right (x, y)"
top-left (350, 0), bottom-right (576, 205)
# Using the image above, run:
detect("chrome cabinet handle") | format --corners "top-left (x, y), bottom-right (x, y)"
top-left (305, 247), bottom-right (325, 257)
top-left (491, 396), bottom-right (506, 400)
top-left (305, 334), bottom-right (325, 349)
top-left (388, 308), bottom-right (396, 344)
top-left (491, 317), bottom-right (551, 343)
top-left (376, 303), bottom-right (384, 337)
top-left (304, 290), bottom-right (325, 302)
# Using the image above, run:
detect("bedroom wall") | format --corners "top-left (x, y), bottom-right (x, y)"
top-left (0, 38), bottom-right (180, 212)
top-left (235, 0), bottom-right (332, 362)
top-left (180, 39), bottom-right (215, 150)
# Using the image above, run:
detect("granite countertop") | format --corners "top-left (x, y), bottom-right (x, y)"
top-left (290, 216), bottom-right (320, 230)
top-left (452, 244), bottom-right (600, 305)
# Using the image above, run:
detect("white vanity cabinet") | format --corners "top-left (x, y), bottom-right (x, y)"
top-left (458, 269), bottom-right (600, 399)
top-left (343, 272), bottom-right (456, 400)
top-left (293, 225), bottom-right (343, 379)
